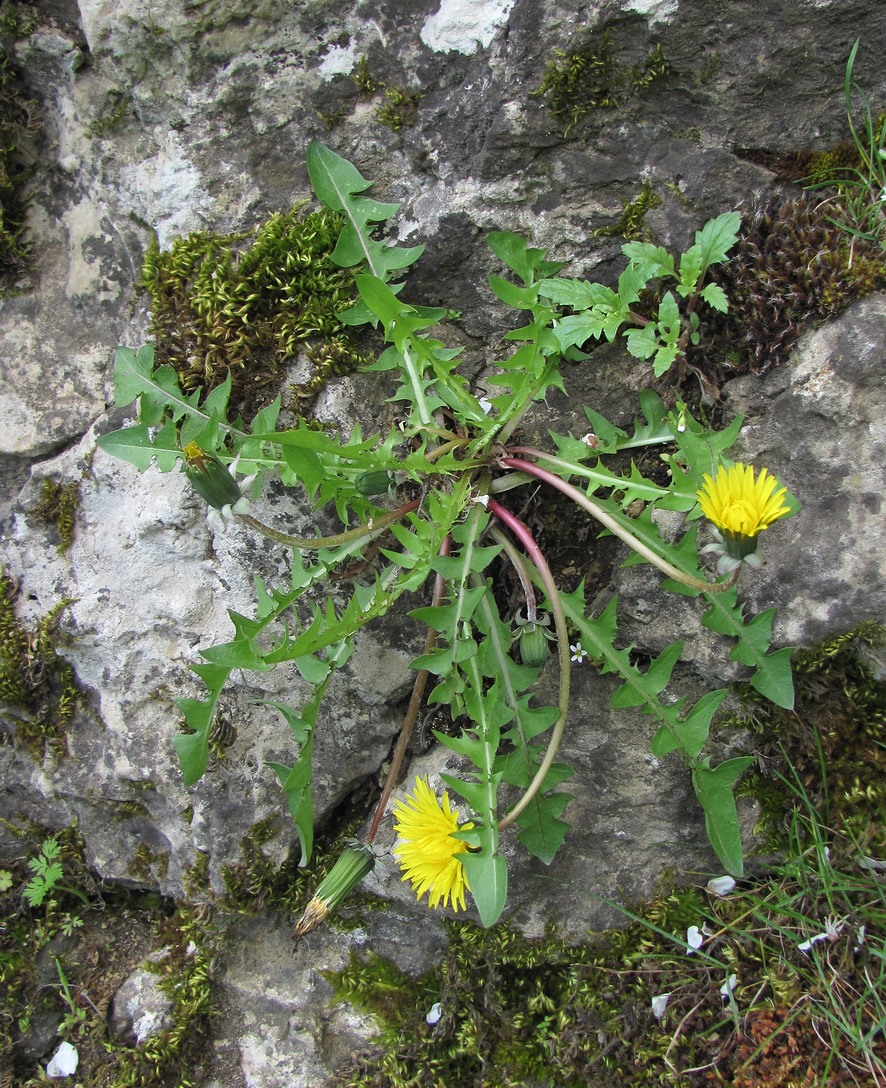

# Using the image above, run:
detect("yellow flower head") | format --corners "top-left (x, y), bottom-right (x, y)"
top-left (393, 777), bottom-right (474, 912)
top-left (697, 462), bottom-right (790, 542)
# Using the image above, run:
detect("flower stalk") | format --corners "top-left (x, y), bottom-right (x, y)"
top-left (486, 504), bottom-right (571, 832)
top-left (501, 454), bottom-right (739, 593)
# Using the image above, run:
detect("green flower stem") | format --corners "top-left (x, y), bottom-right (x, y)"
top-left (486, 502), bottom-right (570, 832)
top-left (236, 498), bottom-right (421, 550)
top-left (365, 538), bottom-right (451, 844)
top-left (425, 437), bottom-right (469, 463)
top-left (492, 525), bottom-right (540, 624)
top-left (501, 454), bottom-right (738, 594)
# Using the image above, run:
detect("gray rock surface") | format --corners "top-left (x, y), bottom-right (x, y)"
top-left (1, 0), bottom-right (886, 1084)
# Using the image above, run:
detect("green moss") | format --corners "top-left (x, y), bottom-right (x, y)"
top-left (327, 884), bottom-right (719, 1088)
top-left (736, 623), bottom-right (886, 857)
top-left (34, 477), bottom-right (81, 553)
top-left (691, 193), bottom-right (886, 383)
top-left (0, 7), bottom-right (41, 291)
top-left (0, 571), bottom-right (80, 757)
top-left (353, 56), bottom-right (382, 97)
top-left (142, 204), bottom-right (369, 419)
top-left (534, 27), bottom-right (669, 135)
top-left (595, 179), bottom-right (661, 240)
top-left (87, 87), bottom-right (132, 138)
top-left (132, 842), bottom-right (170, 882)
top-left (375, 86), bottom-right (424, 132)
top-left (104, 904), bottom-right (218, 1088)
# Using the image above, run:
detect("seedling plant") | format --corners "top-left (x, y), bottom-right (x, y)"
top-left (98, 142), bottom-right (796, 927)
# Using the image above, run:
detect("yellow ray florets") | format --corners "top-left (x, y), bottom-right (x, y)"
top-left (697, 462), bottom-right (790, 540)
top-left (393, 777), bottom-right (474, 912)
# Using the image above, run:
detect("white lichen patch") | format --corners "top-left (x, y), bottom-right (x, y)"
top-left (624, 0), bottom-right (679, 24)
top-left (420, 0), bottom-right (516, 55)
top-left (119, 132), bottom-right (212, 248)
top-left (318, 40), bottom-right (360, 76)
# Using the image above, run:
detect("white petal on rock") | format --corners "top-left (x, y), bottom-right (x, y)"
top-left (426, 1001), bottom-right (443, 1025)
top-left (46, 1041), bottom-right (79, 1077)
top-left (651, 993), bottom-right (671, 1019)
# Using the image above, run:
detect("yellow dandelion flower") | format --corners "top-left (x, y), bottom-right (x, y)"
top-left (697, 462), bottom-right (792, 572)
top-left (393, 777), bottom-right (474, 912)
top-left (698, 462), bottom-right (790, 539)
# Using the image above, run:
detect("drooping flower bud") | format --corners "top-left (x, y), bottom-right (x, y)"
top-left (182, 442), bottom-right (257, 530)
top-left (182, 443), bottom-right (244, 509)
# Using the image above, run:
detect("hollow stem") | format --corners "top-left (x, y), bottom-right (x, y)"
top-left (365, 537), bottom-right (451, 843)
top-left (500, 455), bottom-right (739, 594)
top-left (237, 498), bottom-right (421, 550)
top-left (486, 503), bottom-right (570, 832)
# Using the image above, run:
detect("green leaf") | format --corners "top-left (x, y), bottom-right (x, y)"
top-left (487, 231), bottom-right (563, 285)
top-left (694, 211), bottom-right (741, 270)
top-left (95, 420), bottom-right (181, 472)
top-left (459, 846), bottom-right (508, 928)
top-left (269, 742), bottom-right (314, 866)
top-left (701, 591), bottom-right (795, 710)
top-left (700, 282), bottom-right (728, 313)
top-left (650, 688), bottom-right (728, 760)
top-left (621, 241), bottom-right (675, 279)
top-left (306, 141), bottom-right (423, 283)
top-left (692, 756), bottom-right (754, 877)
top-left (488, 274), bottom-right (538, 309)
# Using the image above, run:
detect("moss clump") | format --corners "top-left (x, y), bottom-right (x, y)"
top-left (595, 179), bottom-right (661, 240)
top-left (86, 87), bottom-right (132, 139)
top-left (534, 27), bottom-right (669, 135)
top-left (375, 86), bottom-right (424, 132)
top-left (690, 193), bottom-right (886, 383)
top-left (0, 571), bottom-right (79, 757)
top-left (97, 904), bottom-right (218, 1088)
top-left (34, 477), bottom-right (81, 553)
top-left (326, 885), bottom-right (711, 1088)
top-left (0, 7), bottom-right (41, 291)
top-left (744, 623), bottom-right (886, 859)
top-left (341, 58), bottom-right (424, 133)
top-left (141, 205), bottom-right (369, 419)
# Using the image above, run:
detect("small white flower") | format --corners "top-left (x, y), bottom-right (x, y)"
top-left (798, 915), bottom-right (845, 952)
top-left (706, 875), bottom-right (736, 897)
top-left (651, 993), bottom-right (671, 1020)
top-left (426, 1001), bottom-right (443, 1025)
top-left (719, 973), bottom-right (738, 1000)
top-left (478, 397), bottom-right (494, 416)
top-left (46, 1041), bottom-right (79, 1078)
top-left (569, 642), bottom-right (588, 664)
top-left (472, 493), bottom-right (490, 508)
top-left (686, 925), bottom-right (704, 954)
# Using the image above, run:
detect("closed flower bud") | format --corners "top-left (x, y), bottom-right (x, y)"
top-left (355, 469), bottom-right (396, 497)
top-left (517, 620), bottom-right (551, 667)
top-left (183, 443), bottom-right (244, 510)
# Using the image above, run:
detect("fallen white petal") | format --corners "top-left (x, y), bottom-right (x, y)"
top-left (798, 932), bottom-right (828, 952)
top-left (651, 993), bottom-right (671, 1020)
top-left (426, 1001), bottom-right (443, 1025)
top-left (706, 875), bottom-right (736, 897)
top-left (46, 1041), bottom-right (79, 1077)
top-left (720, 973), bottom-right (738, 999)
top-left (686, 925), bottom-right (703, 954)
